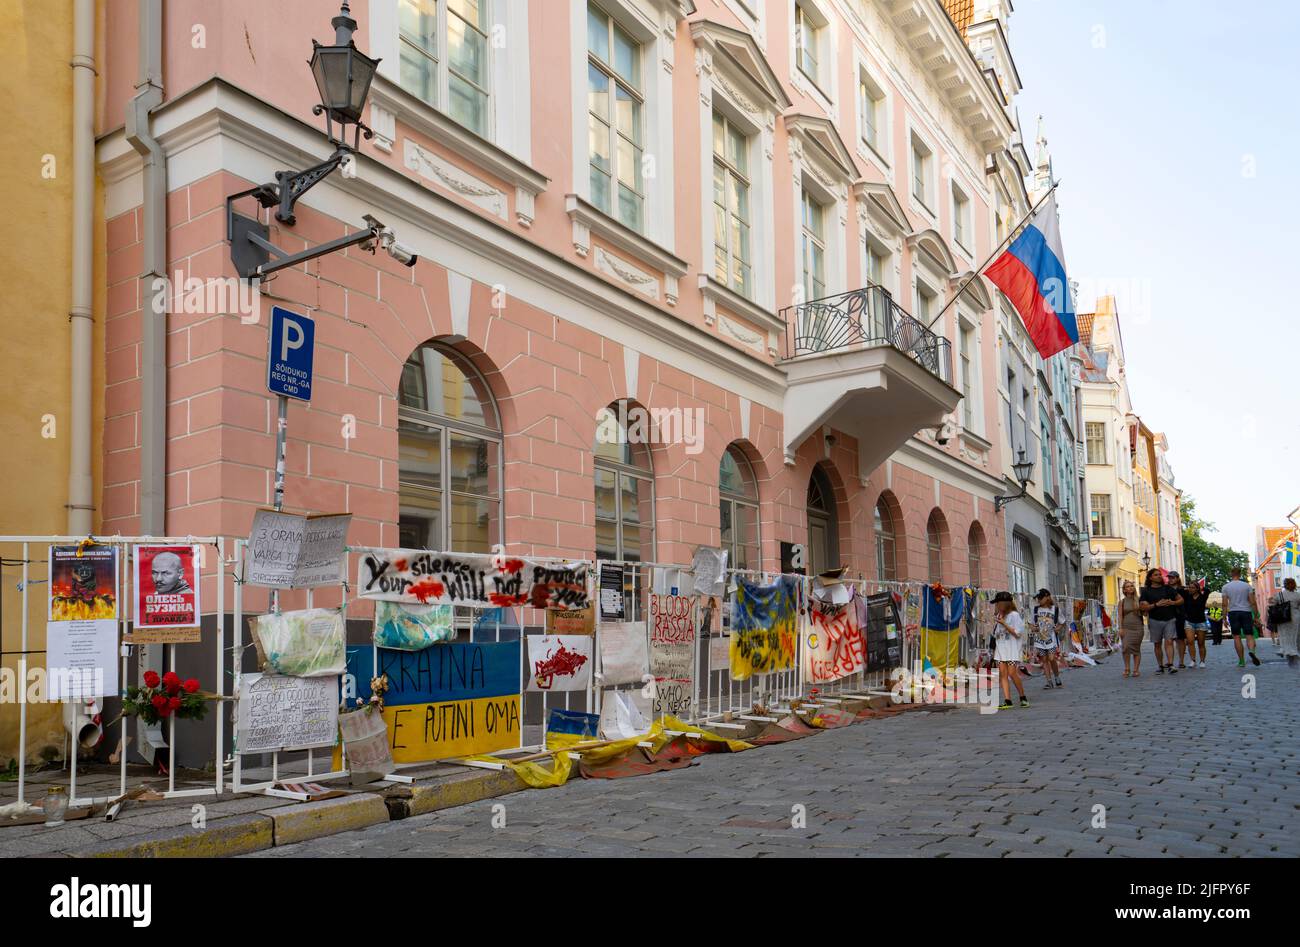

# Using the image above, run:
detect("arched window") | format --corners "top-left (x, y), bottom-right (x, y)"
top-left (398, 344), bottom-right (501, 552)
top-left (593, 402), bottom-right (655, 564)
top-left (806, 465), bottom-right (838, 575)
top-left (719, 445), bottom-right (760, 571)
top-left (874, 498), bottom-right (897, 582)
top-left (927, 510), bottom-right (945, 583)
top-left (968, 522), bottom-right (985, 588)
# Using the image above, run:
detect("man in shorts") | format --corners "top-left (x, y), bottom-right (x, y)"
top-left (1221, 567), bottom-right (1260, 667)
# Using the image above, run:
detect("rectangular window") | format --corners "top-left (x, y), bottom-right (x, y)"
top-left (795, 3), bottom-right (820, 85)
top-left (952, 185), bottom-right (970, 251)
top-left (859, 73), bottom-right (884, 155)
top-left (588, 3), bottom-right (644, 231)
top-left (399, 0), bottom-right (490, 136)
top-left (1090, 494), bottom-right (1112, 537)
top-left (1086, 421), bottom-right (1106, 464)
top-left (712, 112), bottom-right (753, 297)
top-left (866, 244), bottom-right (884, 287)
top-left (915, 280), bottom-right (935, 323)
top-left (910, 134), bottom-right (932, 208)
top-left (959, 324), bottom-right (974, 430)
top-left (800, 186), bottom-right (826, 302)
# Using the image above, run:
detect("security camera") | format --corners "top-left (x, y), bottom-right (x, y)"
top-left (377, 226), bottom-right (419, 267)
top-left (339, 152), bottom-right (357, 180)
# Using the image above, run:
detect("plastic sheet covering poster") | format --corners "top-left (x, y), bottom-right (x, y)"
top-left (803, 591), bottom-right (868, 684)
top-left (237, 673), bottom-right (339, 754)
top-left (527, 635), bottom-right (593, 692)
top-left (252, 608), bottom-right (346, 677)
top-left (729, 576), bottom-right (798, 680)
top-left (648, 594), bottom-right (695, 717)
top-left (244, 510), bottom-right (350, 588)
top-left (372, 600), bottom-right (455, 651)
top-left (347, 643), bottom-right (521, 763)
top-left (357, 549), bottom-right (589, 610)
top-left (597, 621), bottom-right (649, 686)
top-left (863, 592), bottom-right (903, 672)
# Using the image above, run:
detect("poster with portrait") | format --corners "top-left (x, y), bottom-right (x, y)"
top-left (131, 544), bottom-right (201, 643)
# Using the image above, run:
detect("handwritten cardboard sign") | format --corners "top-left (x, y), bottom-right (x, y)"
top-left (649, 594), bottom-right (695, 717)
top-left (244, 510), bottom-right (350, 588)
top-left (237, 673), bottom-right (339, 754)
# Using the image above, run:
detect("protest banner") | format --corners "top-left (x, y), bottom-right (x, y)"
top-left (803, 594), bottom-right (868, 684)
top-left (356, 549), bottom-right (589, 610)
top-left (546, 605), bottom-right (595, 635)
top-left (348, 642), bottom-right (522, 762)
top-left (648, 594), bottom-right (695, 717)
top-left (730, 577), bottom-right (798, 680)
top-left (597, 620), bottom-right (649, 686)
top-left (236, 673), bottom-right (339, 753)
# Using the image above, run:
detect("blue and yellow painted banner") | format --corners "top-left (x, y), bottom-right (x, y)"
top-left (347, 643), bottom-right (521, 762)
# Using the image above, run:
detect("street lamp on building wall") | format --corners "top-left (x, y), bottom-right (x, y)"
top-left (994, 449), bottom-right (1035, 512)
top-left (1142, 551), bottom-right (1151, 572)
top-left (225, 3), bottom-right (414, 280)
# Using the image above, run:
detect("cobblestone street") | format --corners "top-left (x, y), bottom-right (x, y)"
top-left (252, 641), bottom-right (1300, 858)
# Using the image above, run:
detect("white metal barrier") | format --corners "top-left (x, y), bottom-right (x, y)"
top-left (0, 535), bottom-right (226, 809)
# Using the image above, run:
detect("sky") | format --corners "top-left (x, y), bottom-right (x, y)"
top-left (1010, 0), bottom-right (1300, 559)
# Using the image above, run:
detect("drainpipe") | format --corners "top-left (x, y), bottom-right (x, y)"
top-left (67, 0), bottom-right (97, 535)
top-left (124, 0), bottom-right (166, 536)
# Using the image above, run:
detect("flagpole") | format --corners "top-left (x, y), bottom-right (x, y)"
top-left (923, 178), bottom-right (1062, 332)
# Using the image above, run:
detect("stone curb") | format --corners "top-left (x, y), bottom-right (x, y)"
top-left (64, 767), bottom-right (525, 857)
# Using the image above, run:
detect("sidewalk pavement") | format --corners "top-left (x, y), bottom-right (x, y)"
top-left (1, 760), bottom-right (525, 857)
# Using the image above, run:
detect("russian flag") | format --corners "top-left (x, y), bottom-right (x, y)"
top-left (985, 194), bottom-right (1078, 359)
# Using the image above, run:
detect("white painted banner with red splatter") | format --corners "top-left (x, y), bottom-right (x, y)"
top-left (355, 549), bottom-right (590, 610)
top-left (802, 594), bottom-right (868, 685)
top-left (526, 635), bottom-right (593, 692)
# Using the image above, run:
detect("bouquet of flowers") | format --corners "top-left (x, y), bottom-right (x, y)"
top-left (121, 671), bottom-right (211, 725)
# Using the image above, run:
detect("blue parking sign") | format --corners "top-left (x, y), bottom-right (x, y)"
top-left (266, 306), bottom-right (315, 401)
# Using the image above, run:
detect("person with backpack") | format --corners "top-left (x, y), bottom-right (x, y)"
top-left (1268, 577), bottom-right (1300, 667)
top-left (1032, 589), bottom-right (1064, 688)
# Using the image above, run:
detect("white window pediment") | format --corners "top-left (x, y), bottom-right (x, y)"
top-left (854, 180), bottom-right (909, 241)
top-left (784, 113), bottom-right (857, 193)
top-left (950, 270), bottom-right (993, 311)
top-left (691, 20), bottom-right (792, 116)
top-left (907, 228), bottom-right (958, 279)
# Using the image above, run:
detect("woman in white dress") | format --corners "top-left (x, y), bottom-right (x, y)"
top-left (1271, 577), bottom-right (1300, 667)
top-left (990, 591), bottom-right (1029, 709)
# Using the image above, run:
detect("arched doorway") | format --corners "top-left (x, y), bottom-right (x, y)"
top-left (806, 465), bottom-right (838, 575)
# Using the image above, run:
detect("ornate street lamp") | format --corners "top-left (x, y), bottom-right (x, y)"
top-left (1142, 551), bottom-right (1151, 572)
top-left (994, 449), bottom-right (1035, 512)
top-left (226, 3), bottom-right (411, 280)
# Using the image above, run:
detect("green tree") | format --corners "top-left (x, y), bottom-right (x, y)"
top-left (1180, 494), bottom-right (1250, 589)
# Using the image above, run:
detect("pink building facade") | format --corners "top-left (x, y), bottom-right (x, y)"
top-left (96, 0), bottom-right (1037, 600)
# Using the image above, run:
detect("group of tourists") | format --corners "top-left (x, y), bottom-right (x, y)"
top-left (980, 566), bottom-right (1300, 708)
top-left (1112, 566), bottom-right (1300, 676)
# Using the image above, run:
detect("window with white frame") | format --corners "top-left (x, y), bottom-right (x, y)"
top-left (910, 132), bottom-right (933, 209)
top-left (951, 183), bottom-right (971, 253)
top-left (795, 2), bottom-right (824, 88)
top-left (959, 322), bottom-right (975, 430)
top-left (858, 71), bottom-right (885, 157)
top-left (914, 278), bottom-right (936, 324)
top-left (399, 0), bottom-right (491, 136)
top-left (712, 111), bottom-right (753, 297)
top-left (800, 186), bottom-right (827, 302)
top-left (865, 239), bottom-right (886, 288)
top-left (1086, 421), bottom-right (1106, 464)
top-left (1010, 532), bottom-right (1035, 595)
top-left (587, 3), bottom-right (645, 231)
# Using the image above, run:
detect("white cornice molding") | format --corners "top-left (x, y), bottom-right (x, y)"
top-left (96, 79), bottom-right (786, 402)
top-left (854, 179), bottom-right (910, 237)
top-left (564, 194), bottom-right (689, 279)
top-left (698, 274), bottom-right (784, 338)
top-left (784, 112), bottom-right (857, 185)
top-left (690, 19), bottom-right (792, 113)
top-left (893, 437), bottom-right (1007, 497)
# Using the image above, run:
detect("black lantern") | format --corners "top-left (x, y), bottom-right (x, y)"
top-left (309, 2), bottom-right (380, 148)
top-left (995, 449), bottom-right (1035, 512)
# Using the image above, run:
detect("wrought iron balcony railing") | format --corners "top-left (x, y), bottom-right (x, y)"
top-left (781, 284), bottom-right (953, 384)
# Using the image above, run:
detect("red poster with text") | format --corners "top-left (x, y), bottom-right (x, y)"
top-left (133, 545), bottom-right (201, 630)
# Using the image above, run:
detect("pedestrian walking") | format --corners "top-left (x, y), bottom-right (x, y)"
top-left (1119, 579), bottom-right (1144, 677)
top-left (1208, 591), bottom-right (1225, 646)
top-left (1167, 572), bottom-right (1191, 667)
top-left (1267, 577), bottom-right (1300, 667)
top-left (1182, 579), bottom-right (1210, 668)
top-left (1032, 588), bottom-right (1064, 688)
top-left (1222, 567), bottom-right (1261, 667)
top-left (990, 591), bottom-right (1029, 709)
top-left (1139, 568), bottom-right (1183, 673)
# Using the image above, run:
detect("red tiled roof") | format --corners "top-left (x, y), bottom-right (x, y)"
top-left (1076, 312), bottom-right (1095, 347)
top-left (943, 0), bottom-right (974, 38)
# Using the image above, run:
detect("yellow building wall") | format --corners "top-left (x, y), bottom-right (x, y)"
top-left (0, 2), bottom-right (106, 766)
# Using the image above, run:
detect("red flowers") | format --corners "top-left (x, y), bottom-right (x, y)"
top-left (168, 696), bottom-right (182, 711)
top-left (143, 670), bottom-right (160, 688)
top-left (162, 671), bottom-right (181, 694)
top-left (122, 670), bottom-right (210, 726)
top-left (183, 678), bottom-right (199, 694)
top-left (151, 695), bottom-right (168, 710)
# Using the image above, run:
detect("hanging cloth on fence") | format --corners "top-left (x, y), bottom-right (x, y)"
top-left (920, 587), bottom-right (966, 673)
top-left (730, 576), bottom-right (799, 680)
